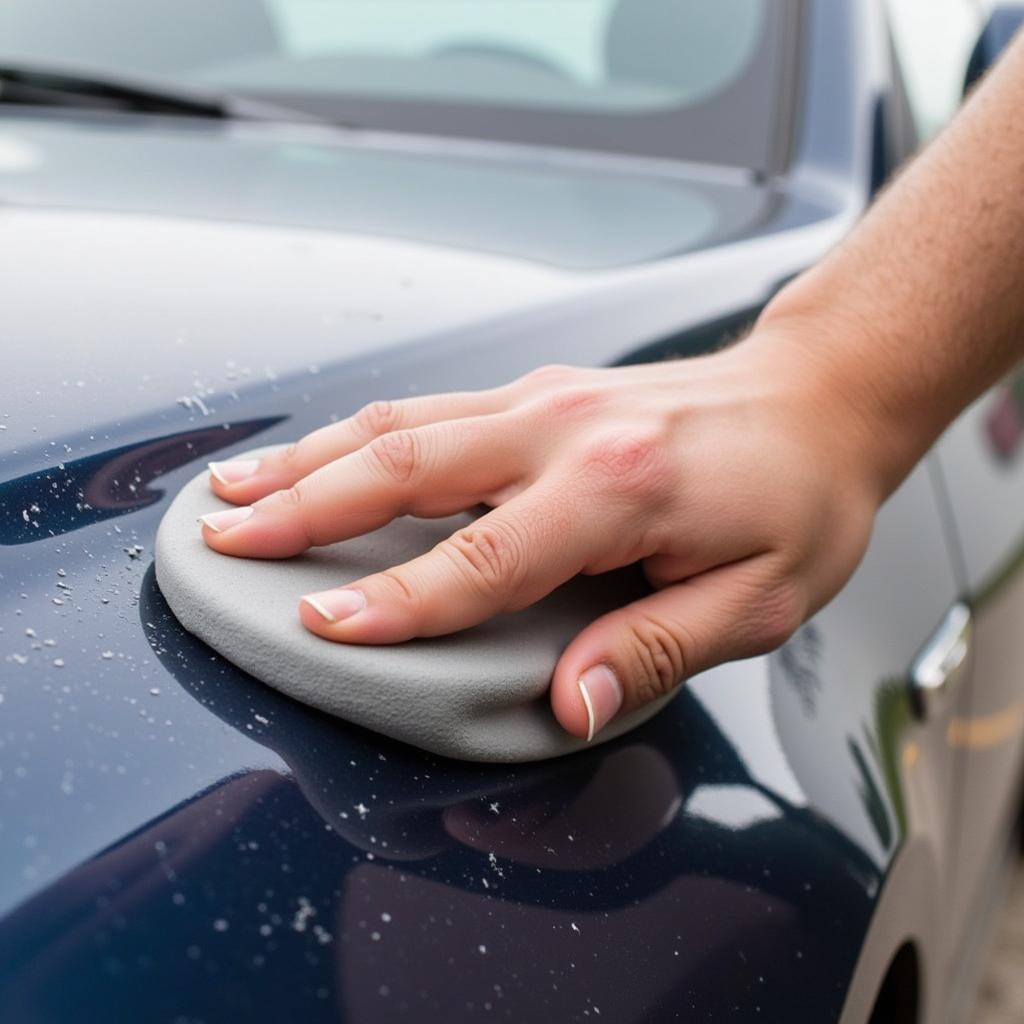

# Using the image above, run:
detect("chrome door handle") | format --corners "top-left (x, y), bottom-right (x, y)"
top-left (909, 602), bottom-right (973, 719)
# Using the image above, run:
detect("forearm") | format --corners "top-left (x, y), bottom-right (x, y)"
top-left (760, 31), bottom-right (1024, 497)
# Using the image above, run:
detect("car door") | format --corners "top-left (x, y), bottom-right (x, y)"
top-left (931, 367), bottom-right (1024, 993)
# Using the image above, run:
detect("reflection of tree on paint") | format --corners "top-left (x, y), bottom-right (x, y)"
top-left (771, 623), bottom-right (823, 718)
top-left (0, 417), bottom-right (283, 545)
top-left (845, 677), bottom-right (916, 856)
top-left (847, 733), bottom-right (894, 853)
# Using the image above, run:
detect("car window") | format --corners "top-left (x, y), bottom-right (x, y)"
top-left (0, 0), bottom-right (794, 169)
top-left (257, 0), bottom-right (764, 113)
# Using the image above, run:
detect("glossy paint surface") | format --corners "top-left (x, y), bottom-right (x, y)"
top-left (0, 375), bottom-right (957, 1024)
top-left (0, 547), bottom-right (881, 1022)
top-left (0, 2), bottom-right (970, 1021)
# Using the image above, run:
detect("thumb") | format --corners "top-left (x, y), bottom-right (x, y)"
top-left (550, 560), bottom-right (802, 741)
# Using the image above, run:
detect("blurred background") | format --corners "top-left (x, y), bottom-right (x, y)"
top-left (887, 0), bottom-right (997, 137)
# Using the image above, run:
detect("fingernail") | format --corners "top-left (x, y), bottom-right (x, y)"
top-left (577, 664), bottom-right (623, 742)
top-left (198, 506), bottom-right (254, 533)
top-left (301, 589), bottom-right (366, 623)
top-left (209, 459), bottom-right (259, 485)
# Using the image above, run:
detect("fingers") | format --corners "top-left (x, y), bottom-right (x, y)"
top-left (209, 389), bottom-right (512, 505)
top-left (200, 414), bottom-right (526, 559)
top-left (549, 558), bottom-right (803, 740)
top-left (298, 486), bottom-right (596, 643)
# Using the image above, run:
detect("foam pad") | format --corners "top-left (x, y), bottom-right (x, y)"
top-left (155, 447), bottom-right (674, 762)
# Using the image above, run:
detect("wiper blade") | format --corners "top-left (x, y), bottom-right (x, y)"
top-left (0, 60), bottom-right (349, 128)
top-left (0, 62), bottom-right (229, 119)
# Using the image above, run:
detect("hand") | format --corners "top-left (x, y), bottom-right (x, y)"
top-left (199, 321), bottom-right (882, 741)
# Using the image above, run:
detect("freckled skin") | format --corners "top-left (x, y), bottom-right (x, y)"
top-left (202, 35), bottom-right (1024, 740)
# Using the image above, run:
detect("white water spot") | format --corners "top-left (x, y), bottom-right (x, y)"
top-left (292, 897), bottom-right (316, 933)
top-left (177, 394), bottom-right (211, 416)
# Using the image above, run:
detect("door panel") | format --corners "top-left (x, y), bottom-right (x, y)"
top-left (932, 371), bottom-right (1024, 972)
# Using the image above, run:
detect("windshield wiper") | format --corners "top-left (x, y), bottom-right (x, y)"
top-left (0, 61), bottom-right (329, 124)
top-left (0, 63), bottom-right (230, 118)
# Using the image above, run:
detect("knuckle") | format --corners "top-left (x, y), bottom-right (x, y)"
top-left (354, 398), bottom-right (402, 439)
top-left (538, 385), bottom-right (607, 419)
top-left (440, 521), bottom-right (525, 599)
top-left (622, 613), bottom-right (690, 704)
top-left (275, 482), bottom-right (306, 509)
top-left (263, 482), bottom-right (316, 546)
top-left (520, 363), bottom-right (575, 389)
top-left (378, 567), bottom-right (420, 606)
top-left (365, 429), bottom-right (419, 484)
top-left (579, 431), bottom-right (671, 499)
top-left (276, 441), bottom-right (302, 470)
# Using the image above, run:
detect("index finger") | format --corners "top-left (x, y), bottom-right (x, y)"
top-left (199, 414), bottom-right (526, 559)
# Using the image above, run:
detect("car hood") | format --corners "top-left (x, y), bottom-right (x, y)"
top-left (0, 111), bottom-right (889, 1023)
top-left (0, 112), bottom-right (800, 456)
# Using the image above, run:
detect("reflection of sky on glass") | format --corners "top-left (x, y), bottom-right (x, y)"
top-left (271, 0), bottom-right (621, 80)
top-left (265, 0), bottom-right (763, 107)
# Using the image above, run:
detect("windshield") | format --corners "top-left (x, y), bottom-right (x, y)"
top-left (0, 0), bottom-right (795, 168)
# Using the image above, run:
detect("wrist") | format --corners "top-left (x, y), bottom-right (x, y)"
top-left (749, 275), bottom-right (937, 501)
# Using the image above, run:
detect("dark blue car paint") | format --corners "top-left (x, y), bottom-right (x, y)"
top-left (0, 344), bottom-right (917, 1024)
top-left (0, 2), bottom-right (989, 1021)
top-left (0, 550), bottom-right (883, 1022)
